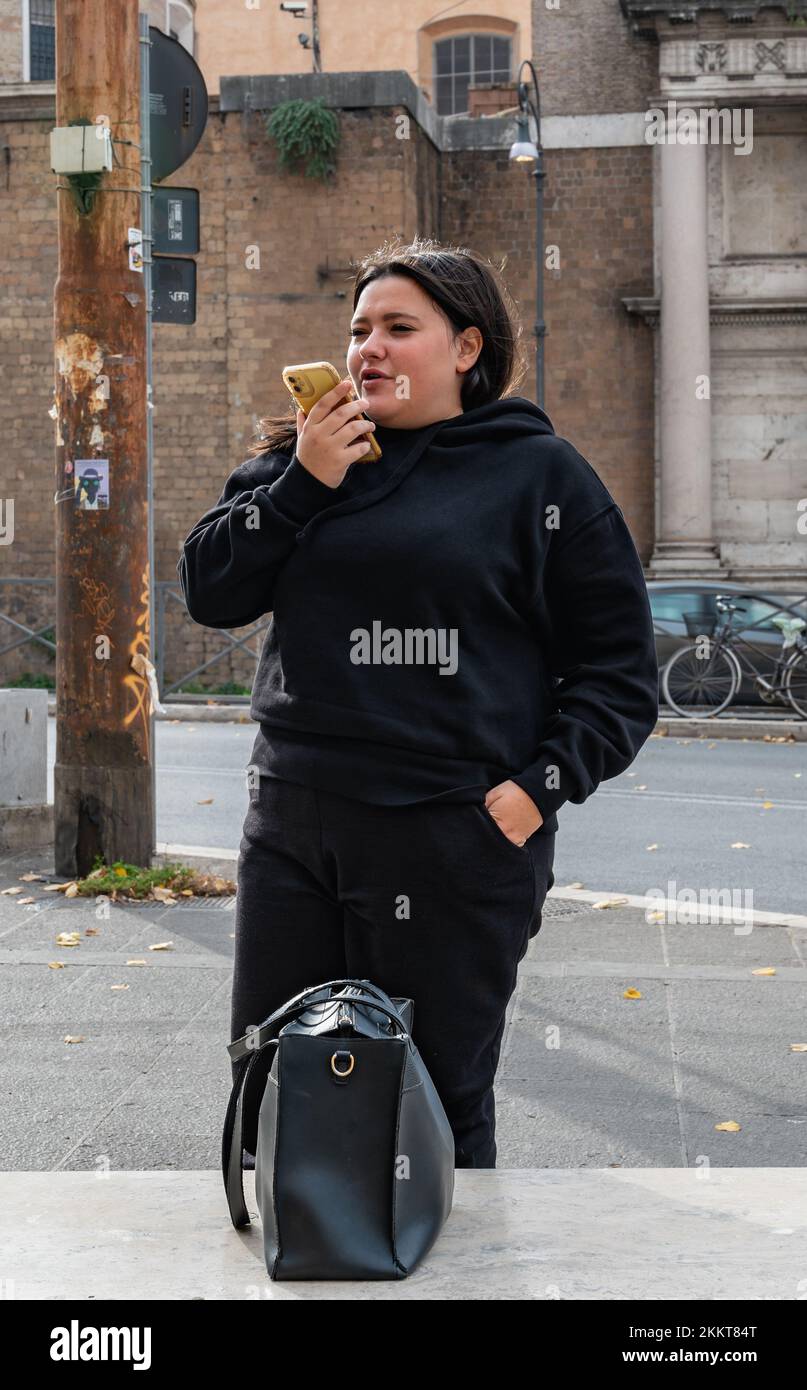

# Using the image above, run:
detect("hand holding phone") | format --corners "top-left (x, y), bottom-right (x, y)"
top-left (282, 361), bottom-right (381, 490)
top-left (293, 379), bottom-right (379, 489)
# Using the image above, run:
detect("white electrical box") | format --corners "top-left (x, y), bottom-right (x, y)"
top-left (50, 125), bottom-right (114, 175)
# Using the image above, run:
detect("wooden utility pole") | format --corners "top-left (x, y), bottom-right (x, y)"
top-left (53, 0), bottom-right (153, 876)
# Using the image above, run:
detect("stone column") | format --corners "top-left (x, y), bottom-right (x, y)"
top-left (651, 107), bottom-right (724, 574)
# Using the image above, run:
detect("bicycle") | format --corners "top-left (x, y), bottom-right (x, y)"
top-left (660, 594), bottom-right (807, 719)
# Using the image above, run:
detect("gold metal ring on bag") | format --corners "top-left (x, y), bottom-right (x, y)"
top-left (331, 1052), bottom-right (355, 1077)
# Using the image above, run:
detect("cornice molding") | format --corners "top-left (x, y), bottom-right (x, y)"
top-left (622, 295), bottom-right (807, 325)
top-left (619, 1), bottom-right (807, 40)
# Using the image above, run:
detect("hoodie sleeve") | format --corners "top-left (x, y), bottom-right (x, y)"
top-left (176, 450), bottom-right (338, 629)
top-left (510, 501), bottom-right (659, 825)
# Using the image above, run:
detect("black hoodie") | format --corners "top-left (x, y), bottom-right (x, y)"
top-left (177, 397), bottom-right (659, 835)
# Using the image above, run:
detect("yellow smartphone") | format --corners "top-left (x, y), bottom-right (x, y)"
top-left (281, 360), bottom-right (382, 462)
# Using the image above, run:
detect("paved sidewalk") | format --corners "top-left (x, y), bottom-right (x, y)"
top-left (1, 840), bottom-right (805, 1297)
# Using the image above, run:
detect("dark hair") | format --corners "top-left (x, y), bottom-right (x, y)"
top-left (245, 233), bottom-right (528, 458)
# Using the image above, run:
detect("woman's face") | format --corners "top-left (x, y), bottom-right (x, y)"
top-left (346, 274), bottom-right (482, 428)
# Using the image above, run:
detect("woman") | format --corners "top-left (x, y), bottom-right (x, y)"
top-left (177, 235), bottom-right (659, 1169)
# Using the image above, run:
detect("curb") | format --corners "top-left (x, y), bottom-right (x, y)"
top-left (43, 700), bottom-right (807, 738)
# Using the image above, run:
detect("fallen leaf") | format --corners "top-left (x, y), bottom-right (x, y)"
top-left (47, 961), bottom-right (66, 970)
top-left (114, 867), bottom-right (128, 878)
top-left (85, 927), bottom-right (99, 936)
top-left (63, 1035), bottom-right (85, 1044)
top-left (148, 941), bottom-right (174, 951)
top-left (646, 844), bottom-right (659, 851)
top-left (41, 883), bottom-right (70, 893)
top-left (17, 896), bottom-right (36, 905)
top-left (0, 886), bottom-right (23, 895)
top-left (593, 897), bottom-right (629, 909)
top-left (715, 1121), bottom-right (741, 1132)
top-left (19, 872), bottom-right (45, 882)
top-left (761, 801), bottom-right (774, 809)
top-left (180, 889), bottom-right (194, 897)
top-left (566, 881), bottom-right (584, 889)
top-left (64, 883), bottom-right (79, 898)
top-left (197, 797), bottom-right (214, 805)
top-left (752, 967), bottom-right (776, 976)
top-left (126, 959), bottom-right (147, 966)
top-left (634, 784), bottom-right (647, 790)
top-left (55, 932), bottom-right (81, 947)
top-left (151, 887), bottom-right (177, 903)
top-left (110, 984), bottom-right (130, 991)
top-left (646, 910), bottom-right (665, 923)
top-left (730, 842), bottom-right (751, 849)
top-left (790, 1044), bottom-right (807, 1052)
top-left (623, 988), bottom-right (642, 999)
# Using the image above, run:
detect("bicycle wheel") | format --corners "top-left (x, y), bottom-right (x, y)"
top-left (661, 642), bottom-right (739, 718)
top-left (783, 650), bottom-right (807, 719)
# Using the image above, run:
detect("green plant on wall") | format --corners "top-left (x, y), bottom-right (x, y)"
top-left (264, 98), bottom-right (340, 180)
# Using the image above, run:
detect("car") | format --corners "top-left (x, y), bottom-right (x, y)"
top-left (648, 581), bottom-right (807, 706)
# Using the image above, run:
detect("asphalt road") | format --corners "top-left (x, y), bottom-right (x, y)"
top-left (46, 720), bottom-right (807, 917)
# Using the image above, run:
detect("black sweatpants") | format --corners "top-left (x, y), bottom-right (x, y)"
top-left (230, 775), bottom-right (556, 1168)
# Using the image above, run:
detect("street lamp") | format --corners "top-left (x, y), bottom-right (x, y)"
top-left (509, 59), bottom-right (546, 409)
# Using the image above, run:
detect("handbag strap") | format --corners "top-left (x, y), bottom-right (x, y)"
top-left (222, 983), bottom-right (412, 1227)
top-left (227, 978), bottom-right (410, 1063)
top-left (222, 1043), bottom-right (270, 1228)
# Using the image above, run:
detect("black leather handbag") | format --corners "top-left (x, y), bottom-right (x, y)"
top-left (222, 977), bottom-right (455, 1280)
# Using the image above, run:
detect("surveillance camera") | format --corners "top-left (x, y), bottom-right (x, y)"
top-left (279, 2), bottom-right (308, 14)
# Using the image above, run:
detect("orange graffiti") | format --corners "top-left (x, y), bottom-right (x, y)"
top-left (79, 576), bottom-right (116, 627)
top-left (123, 562), bottom-right (152, 758)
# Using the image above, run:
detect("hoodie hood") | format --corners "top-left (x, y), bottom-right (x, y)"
top-left (373, 394), bottom-right (555, 452)
top-left (295, 394), bottom-right (557, 541)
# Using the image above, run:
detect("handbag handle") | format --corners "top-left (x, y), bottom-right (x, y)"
top-left (227, 980), bottom-right (411, 1064)
top-left (227, 977), bottom-right (409, 1063)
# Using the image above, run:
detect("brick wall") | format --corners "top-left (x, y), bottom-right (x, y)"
top-left (531, 0), bottom-right (658, 116)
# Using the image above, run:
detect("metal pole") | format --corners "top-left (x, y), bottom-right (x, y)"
top-left (53, 0), bottom-right (154, 876)
top-left (139, 12), bottom-right (156, 849)
top-left (534, 150), bottom-right (545, 409)
top-left (516, 61), bottom-right (546, 410)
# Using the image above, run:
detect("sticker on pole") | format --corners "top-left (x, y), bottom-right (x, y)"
top-left (128, 228), bottom-right (144, 273)
top-left (74, 460), bottom-right (109, 510)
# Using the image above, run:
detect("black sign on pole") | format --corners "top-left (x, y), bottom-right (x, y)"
top-left (148, 28), bottom-right (207, 326)
top-left (152, 186), bottom-right (199, 255)
top-left (152, 258), bottom-right (196, 325)
top-left (148, 28), bottom-right (208, 183)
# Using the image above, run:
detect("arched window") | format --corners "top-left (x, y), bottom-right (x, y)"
top-left (433, 33), bottom-right (512, 116)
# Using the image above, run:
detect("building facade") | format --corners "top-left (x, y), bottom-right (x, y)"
top-left (0, 0), bottom-right (804, 690)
